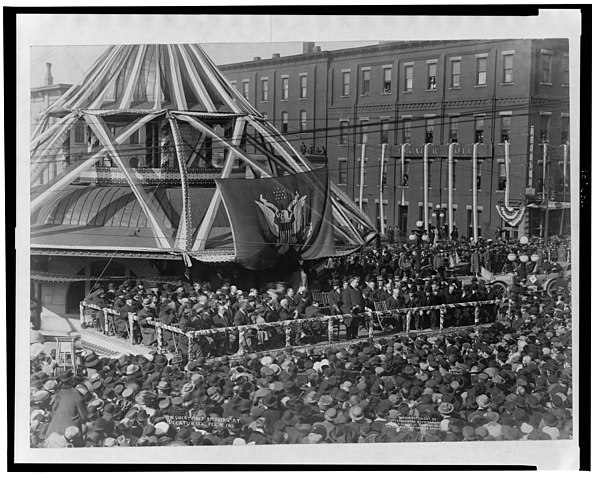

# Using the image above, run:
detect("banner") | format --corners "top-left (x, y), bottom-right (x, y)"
top-left (496, 205), bottom-right (526, 227)
top-left (215, 169), bottom-right (334, 270)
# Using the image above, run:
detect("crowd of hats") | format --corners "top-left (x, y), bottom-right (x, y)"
top-left (30, 282), bottom-right (572, 447)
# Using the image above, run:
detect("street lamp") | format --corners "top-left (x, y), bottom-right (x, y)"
top-left (431, 204), bottom-right (446, 236)
top-left (409, 220), bottom-right (428, 273)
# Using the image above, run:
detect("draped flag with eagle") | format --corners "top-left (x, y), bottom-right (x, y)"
top-left (215, 169), bottom-right (334, 270)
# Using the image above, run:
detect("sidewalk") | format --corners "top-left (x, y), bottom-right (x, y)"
top-left (39, 308), bottom-right (81, 338)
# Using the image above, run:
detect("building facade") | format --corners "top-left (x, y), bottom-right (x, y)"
top-left (221, 39), bottom-right (570, 240)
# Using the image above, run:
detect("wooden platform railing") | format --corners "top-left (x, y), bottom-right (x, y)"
top-left (81, 299), bottom-right (502, 357)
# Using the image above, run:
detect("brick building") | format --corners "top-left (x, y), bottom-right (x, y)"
top-left (221, 39), bottom-right (570, 240)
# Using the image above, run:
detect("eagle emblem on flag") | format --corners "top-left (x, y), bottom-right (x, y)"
top-left (255, 189), bottom-right (313, 254)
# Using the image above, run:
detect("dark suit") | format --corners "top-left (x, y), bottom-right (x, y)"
top-left (341, 286), bottom-right (365, 339)
top-left (385, 295), bottom-right (405, 330)
top-left (327, 289), bottom-right (343, 314)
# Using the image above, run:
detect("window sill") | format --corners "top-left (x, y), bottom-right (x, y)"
top-left (403, 90), bottom-right (413, 94)
top-left (561, 84), bottom-right (569, 88)
top-left (260, 100), bottom-right (268, 103)
top-left (299, 97), bottom-right (308, 101)
top-left (360, 93), bottom-right (371, 97)
top-left (449, 87), bottom-right (461, 90)
top-left (500, 82), bottom-right (514, 86)
top-left (474, 84), bottom-right (487, 88)
top-left (381, 91), bottom-right (392, 96)
top-left (540, 82), bottom-right (553, 86)
top-left (281, 99), bottom-right (288, 102)
top-left (340, 95), bottom-right (350, 98)
top-left (425, 89), bottom-right (438, 93)
top-left (337, 184), bottom-right (347, 187)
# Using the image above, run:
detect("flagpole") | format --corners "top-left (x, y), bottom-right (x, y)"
top-left (359, 142), bottom-right (366, 212)
top-left (472, 143), bottom-right (479, 241)
top-left (448, 143), bottom-right (455, 235)
top-left (559, 144), bottom-right (568, 236)
top-left (423, 143), bottom-right (430, 232)
top-left (504, 140), bottom-right (510, 208)
top-left (379, 143), bottom-right (387, 235)
top-left (543, 143), bottom-right (549, 243)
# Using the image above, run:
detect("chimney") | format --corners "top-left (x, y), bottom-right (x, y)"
top-left (272, 53), bottom-right (280, 59)
top-left (253, 56), bottom-right (261, 61)
top-left (302, 42), bottom-right (315, 54)
top-left (44, 62), bottom-right (54, 86)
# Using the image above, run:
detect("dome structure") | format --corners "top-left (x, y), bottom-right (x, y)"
top-left (30, 44), bottom-right (376, 266)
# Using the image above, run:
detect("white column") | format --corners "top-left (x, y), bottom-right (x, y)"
top-left (448, 143), bottom-right (455, 233)
top-left (472, 143), bottom-right (479, 241)
top-left (379, 143), bottom-right (387, 235)
top-left (423, 143), bottom-right (431, 232)
top-left (400, 144), bottom-right (408, 206)
top-left (504, 140), bottom-right (510, 207)
top-left (359, 142), bottom-right (367, 212)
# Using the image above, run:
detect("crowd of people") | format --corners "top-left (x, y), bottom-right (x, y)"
top-left (30, 297), bottom-right (572, 447)
top-left (30, 235), bottom-right (572, 448)
top-left (78, 236), bottom-right (570, 360)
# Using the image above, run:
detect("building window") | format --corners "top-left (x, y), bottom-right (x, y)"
top-left (339, 120), bottom-right (349, 145)
top-left (419, 204), bottom-right (424, 222)
top-left (540, 115), bottom-right (550, 142)
top-left (338, 159), bottom-right (347, 185)
top-left (362, 69), bottom-right (371, 95)
top-left (342, 71), bottom-right (350, 96)
top-left (281, 111), bottom-right (288, 134)
top-left (541, 52), bottom-right (552, 83)
top-left (261, 78), bottom-right (268, 101)
top-left (381, 161), bottom-right (389, 187)
top-left (74, 123), bottom-right (85, 144)
top-left (449, 116), bottom-right (459, 143)
top-left (129, 129), bottom-right (139, 145)
top-left (477, 161), bottom-right (482, 190)
top-left (475, 116), bottom-right (485, 143)
top-left (230, 80), bottom-right (237, 88)
top-left (402, 161), bottom-right (410, 186)
top-left (281, 76), bottom-right (289, 100)
top-left (382, 67), bottom-right (392, 94)
top-left (503, 54), bottom-right (514, 83)
top-left (498, 162), bottom-right (507, 190)
top-left (300, 110), bottom-right (307, 132)
top-left (500, 116), bottom-right (511, 143)
top-left (561, 116), bottom-right (569, 144)
top-left (402, 118), bottom-right (412, 144)
top-left (242, 80), bottom-right (250, 99)
top-left (425, 117), bottom-right (434, 144)
top-left (380, 118), bottom-right (390, 144)
top-left (404, 64), bottom-right (413, 91)
top-left (562, 53), bottom-right (569, 86)
top-left (359, 119), bottom-right (369, 144)
top-left (451, 60), bottom-right (461, 87)
top-left (300, 74), bottom-right (307, 99)
top-left (477, 57), bottom-right (487, 85)
top-left (427, 63), bottom-right (437, 90)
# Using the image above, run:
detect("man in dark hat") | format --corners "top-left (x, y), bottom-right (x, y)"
top-left (341, 277), bottom-right (365, 340)
top-left (327, 280), bottom-right (343, 315)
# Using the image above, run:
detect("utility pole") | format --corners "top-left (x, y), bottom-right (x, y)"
top-left (472, 143), bottom-right (479, 241)
top-left (423, 143), bottom-right (431, 232)
top-left (379, 143), bottom-right (387, 235)
top-left (359, 142), bottom-right (366, 212)
top-left (543, 143), bottom-right (550, 243)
